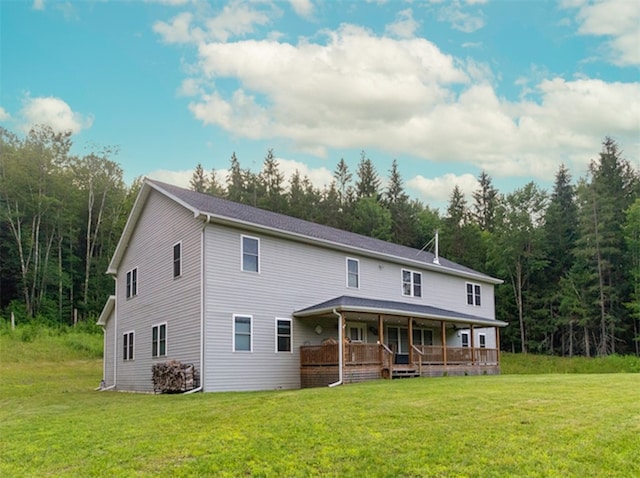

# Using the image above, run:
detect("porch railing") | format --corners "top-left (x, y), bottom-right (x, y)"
top-left (414, 345), bottom-right (498, 365)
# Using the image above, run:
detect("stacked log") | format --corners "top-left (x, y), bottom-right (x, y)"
top-left (151, 360), bottom-right (199, 393)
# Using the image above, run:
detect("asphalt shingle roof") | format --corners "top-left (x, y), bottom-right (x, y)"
top-left (148, 179), bottom-right (499, 282)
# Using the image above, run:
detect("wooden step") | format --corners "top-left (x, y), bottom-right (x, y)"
top-left (392, 368), bottom-right (420, 378)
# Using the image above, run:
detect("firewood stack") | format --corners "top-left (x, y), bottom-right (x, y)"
top-left (151, 360), bottom-right (199, 393)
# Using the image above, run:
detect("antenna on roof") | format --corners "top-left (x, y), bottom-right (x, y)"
top-left (433, 230), bottom-right (440, 265)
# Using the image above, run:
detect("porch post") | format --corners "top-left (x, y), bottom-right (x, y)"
top-left (378, 314), bottom-right (384, 367)
top-left (470, 324), bottom-right (475, 365)
top-left (408, 317), bottom-right (414, 364)
top-left (441, 321), bottom-right (447, 366)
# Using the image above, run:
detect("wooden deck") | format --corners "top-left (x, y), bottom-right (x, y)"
top-left (300, 343), bottom-right (500, 388)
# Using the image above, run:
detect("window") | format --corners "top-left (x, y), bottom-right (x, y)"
top-left (234, 315), bottom-right (252, 352)
top-left (402, 269), bottom-right (422, 297)
top-left (461, 331), bottom-right (470, 348)
top-left (412, 328), bottom-right (433, 346)
top-left (241, 236), bottom-right (259, 273)
top-left (126, 268), bottom-right (138, 298)
top-left (123, 331), bottom-right (134, 360)
top-left (173, 242), bottom-right (182, 278)
top-left (346, 258), bottom-right (359, 288)
top-left (347, 324), bottom-right (365, 342)
top-left (466, 282), bottom-right (481, 306)
top-left (479, 333), bottom-right (486, 348)
top-left (152, 324), bottom-right (167, 357)
top-left (276, 319), bottom-right (292, 352)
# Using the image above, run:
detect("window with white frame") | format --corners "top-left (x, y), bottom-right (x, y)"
top-left (126, 267), bottom-right (138, 298)
top-left (479, 333), bottom-right (486, 348)
top-left (276, 318), bottom-right (292, 352)
top-left (461, 331), bottom-right (470, 348)
top-left (173, 242), bottom-right (182, 278)
top-left (241, 236), bottom-right (259, 273)
top-left (347, 324), bottom-right (365, 342)
top-left (402, 269), bottom-right (422, 297)
top-left (346, 258), bottom-right (359, 288)
top-left (234, 315), bottom-right (252, 352)
top-left (123, 331), bottom-right (134, 361)
top-left (152, 323), bottom-right (167, 357)
top-left (466, 282), bottom-right (481, 306)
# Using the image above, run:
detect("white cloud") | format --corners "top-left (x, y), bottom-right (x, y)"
top-left (288, 0), bottom-right (314, 19)
top-left (32, 0), bottom-right (44, 11)
top-left (19, 96), bottom-right (93, 134)
top-left (385, 9), bottom-right (419, 39)
top-left (407, 173), bottom-right (479, 205)
top-left (147, 169), bottom-right (193, 188)
top-left (0, 107), bottom-right (10, 121)
top-left (437, 0), bottom-right (486, 33)
top-left (563, 0), bottom-right (640, 66)
top-left (277, 158), bottom-right (333, 190)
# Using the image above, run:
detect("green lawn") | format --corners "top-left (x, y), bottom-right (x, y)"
top-left (1, 353), bottom-right (639, 477)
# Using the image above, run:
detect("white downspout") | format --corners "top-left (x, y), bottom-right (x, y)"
top-left (113, 277), bottom-right (118, 388)
top-left (185, 217), bottom-right (209, 394)
top-left (433, 230), bottom-right (440, 265)
top-left (328, 308), bottom-right (343, 388)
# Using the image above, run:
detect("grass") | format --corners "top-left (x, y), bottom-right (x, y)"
top-left (501, 352), bottom-right (640, 374)
top-left (1, 334), bottom-right (639, 477)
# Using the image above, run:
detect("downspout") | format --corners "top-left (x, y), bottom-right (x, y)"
top-left (185, 214), bottom-right (210, 394)
top-left (113, 277), bottom-right (118, 388)
top-left (328, 308), bottom-right (343, 387)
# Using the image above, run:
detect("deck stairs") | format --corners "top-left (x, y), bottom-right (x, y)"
top-left (391, 366), bottom-right (420, 379)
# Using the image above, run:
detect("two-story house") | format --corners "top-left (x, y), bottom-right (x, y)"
top-left (98, 179), bottom-right (506, 392)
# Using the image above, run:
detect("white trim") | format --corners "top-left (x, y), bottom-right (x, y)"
top-left (233, 314), bottom-right (253, 352)
top-left (346, 257), bottom-right (360, 289)
top-left (173, 241), bottom-right (182, 278)
top-left (151, 322), bottom-right (168, 357)
top-left (401, 269), bottom-right (422, 298)
top-left (466, 282), bottom-right (482, 307)
top-left (347, 322), bottom-right (366, 342)
top-left (123, 330), bottom-right (135, 361)
top-left (241, 235), bottom-right (260, 273)
top-left (275, 318), bottom-right (293, 353)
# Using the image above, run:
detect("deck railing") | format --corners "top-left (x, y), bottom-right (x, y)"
top-left (301, 344), bottom-right (499, 367)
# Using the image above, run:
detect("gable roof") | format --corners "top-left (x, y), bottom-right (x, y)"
top-left (294, 295), bottom-right (508, 327)
top-left (97, 295), bottom-right (115, 326)
top-left (108, 178), bottom-right (502, 284)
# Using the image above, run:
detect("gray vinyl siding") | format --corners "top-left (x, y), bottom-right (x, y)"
top-left (203, 223), bottom-right (500, 392)
top-left (103, 310), bottom-right (115, 387)
top-left (114, 191), bottom-right (202, 392)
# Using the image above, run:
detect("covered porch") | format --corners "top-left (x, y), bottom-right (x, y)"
top-left (294, 296), bottom-right (507, 388)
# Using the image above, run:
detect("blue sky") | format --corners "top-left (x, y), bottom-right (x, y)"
top-left (1, 0), bottom-right (639, 209)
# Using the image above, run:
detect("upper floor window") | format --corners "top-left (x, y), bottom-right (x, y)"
top-left (234, 315), bottom-right (252, 352)
top-left (126, 268), bottom-right (138, 298)
top-left (346, 258), bottom-right (359, 288)
top-left (173, 242), bottom-right (182, 278)
top-left (402, 269), bottom-right (422, 297)
top-left (152, 323), bottom-right (167, 357)
top-left (466, 283), bottom-right (481, 306)
top-left (276, 318), bottom-right (292, 353)
top-left (241, 236), bottom-right (259, 273)
top-left (123, 331), bottom-right (134, 361)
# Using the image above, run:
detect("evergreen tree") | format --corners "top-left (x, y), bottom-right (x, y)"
top-left (207, 168), bottom-right (226, 197)
top-left (226, 153), bottom-right (246, 203)
top-left (355, 151), bottom-right (381, 199)
top-left (333, 158), bottom-right (353, 208)
top-left (472, 171), bottom-right (499, 232)
top-left (385, 159), bottom-right (418, 246)
top-left (258, 149), bottom-right (286, 213)
top-left (623, 199), bottom-right (640, 356)
top-left (189, 163), bottom-right (208, 193)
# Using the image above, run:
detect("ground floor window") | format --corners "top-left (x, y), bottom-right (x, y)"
top-left (123, 331), bottom-right (134, 360)
top-left (479, 333), bottom-right (486, 348)
top-left (276, 318), bottom-right (292, 352)
top-left (347, 323), bottom-right (365, 342)
top-left (234, 315), bottom-right (252, 352)
top-left (152, 323), bottom-right (167, 357)
top-left (461, 331), bottom-right (470, 348)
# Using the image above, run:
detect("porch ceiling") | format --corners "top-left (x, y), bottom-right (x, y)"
top-left (293, 295), bottom-right (508, 328)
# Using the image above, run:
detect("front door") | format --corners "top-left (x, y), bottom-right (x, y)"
top-left (386, 326), bottom-right (409, 364)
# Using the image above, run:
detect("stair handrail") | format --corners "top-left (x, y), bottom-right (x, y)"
top-left (411, 345), bottom-right (424, 376)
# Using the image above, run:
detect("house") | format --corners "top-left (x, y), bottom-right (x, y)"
top-left (97, 179), bottom-right (506, 392)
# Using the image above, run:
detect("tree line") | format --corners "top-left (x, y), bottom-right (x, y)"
top-left (1, 125), bottom-right (638, 356)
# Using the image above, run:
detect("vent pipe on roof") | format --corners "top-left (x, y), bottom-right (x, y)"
top-left (433, 230), bottom-right (440, 265)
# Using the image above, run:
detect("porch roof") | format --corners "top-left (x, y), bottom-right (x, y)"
top-left (294, 295), bottom-right (508, 328)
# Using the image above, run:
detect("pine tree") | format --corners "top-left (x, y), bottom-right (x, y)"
top-left (355, 151), bottom-right (381, 199)
top-left (258, 149), bottom-right (286, 213)
top-left (207, 168), bottom-right (226, 197)
top-left (226, 153), bottom-right (246, 203)
top-left (189, 163), bottom-right (208, 193)
top-left (472, 171), bottom-right (498, 232)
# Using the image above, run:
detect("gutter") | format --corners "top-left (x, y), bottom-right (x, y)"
top-left (185, 215), bottom-right (211, 395)
top-left (328, 308), bottom-right (343, 388)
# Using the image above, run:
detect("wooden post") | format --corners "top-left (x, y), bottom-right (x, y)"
top-left (378, 314), bottom-right (384, 368)
top-left (408, 317), bottom-right (413, 364)
top-left (496, 327), bottom-right (501, 365)
top-left (441, 322), bottom-right (446, 366)
top-left (470, 324), bottom-right (475, 365)
top-left (11, 311), bottom-right (15, 331)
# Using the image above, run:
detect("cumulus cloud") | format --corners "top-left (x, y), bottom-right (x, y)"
top-left (288, 0), bottom-right (314, 19)
top-left (407, 173), bottom-right (479, 205)
top-left (563, 0), bottom-right (640, 66)
top-left (385, 9), bottom-right (419, 39)
top-left (436, 0), bottom-right (486, 33)
top-left (19, 96), bottom-right (93, 134)
top-left (0, 107), bottom-right (10, 121)
top-left (32, 0), bottom-right (44, 11)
